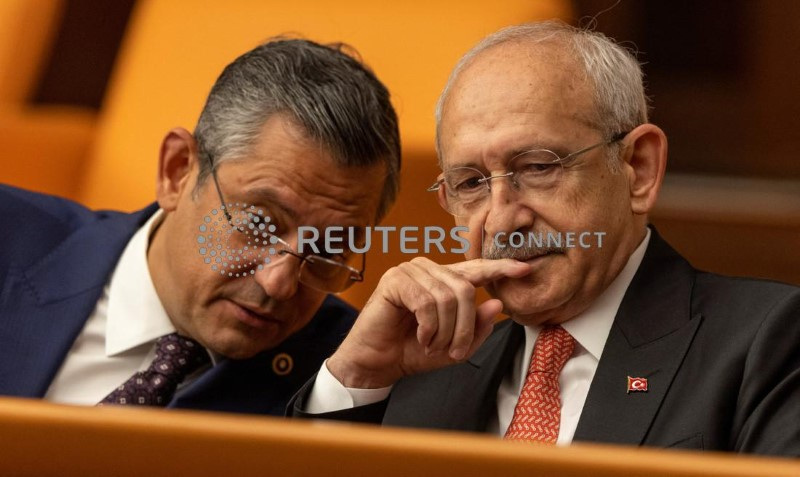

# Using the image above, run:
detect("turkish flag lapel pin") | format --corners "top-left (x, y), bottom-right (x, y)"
top-left (627, 376), bottom-right (648, 393)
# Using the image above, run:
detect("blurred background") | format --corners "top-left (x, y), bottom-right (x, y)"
top-left (1, 0), bottom-right (798, 308)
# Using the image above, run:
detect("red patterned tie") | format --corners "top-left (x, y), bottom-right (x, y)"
top-left (504, 325), bottom-right (575, 443)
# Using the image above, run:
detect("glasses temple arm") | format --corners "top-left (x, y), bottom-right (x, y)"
top-left (427, 179), bottom-right (445, 192)
top-left (562, 131), bottom-right (631, 162)
top-left (205, 155), bottom-right (234, 223)
top-left (355, 252), bottom-right (366, 281)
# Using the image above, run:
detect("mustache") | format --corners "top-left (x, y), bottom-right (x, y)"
top-left (482, 231), bottom-right (566, 260)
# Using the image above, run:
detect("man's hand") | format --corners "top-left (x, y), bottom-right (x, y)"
top-left (327, 257), bottom-right (531, 389)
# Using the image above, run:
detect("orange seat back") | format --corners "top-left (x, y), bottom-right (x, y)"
top-left (0, 0), bottom-right (63, 104)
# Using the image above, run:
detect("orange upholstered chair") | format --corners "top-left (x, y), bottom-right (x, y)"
top-left (77, 0), bottom-right (571, 307)
top-left (0, 0), bottom-right (96, 199)
top-left (0, 0), bottom-right (63, 105)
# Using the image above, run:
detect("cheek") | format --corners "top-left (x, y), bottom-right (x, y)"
top-left (588, 184), bottom-right (631, 236)
top-left (460, 212), bottom-right (487, 260)
top-left (551, 178), bottom-right (623, 232)
top-left (556, 182), bottom-right (595, 224)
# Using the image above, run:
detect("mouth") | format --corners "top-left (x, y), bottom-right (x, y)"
top-left (517, 250), bottom-right (562, 263)
top-left (228, 300), bottom-right (281, 330)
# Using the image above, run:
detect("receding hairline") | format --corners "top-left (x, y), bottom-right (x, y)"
top-left (435, 26), bottom-right (624, 157)
top-left (436, 39), bottom-right (602, 152)
top-left (199, 110), bottom-right (392, 222)
top-left (441, 36), bottom-right (590, 103)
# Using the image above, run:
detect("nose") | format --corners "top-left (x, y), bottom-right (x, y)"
top-left (252, 253), bottom-right (302, 301)
top-left (482, 178), bottom-right (535, 250)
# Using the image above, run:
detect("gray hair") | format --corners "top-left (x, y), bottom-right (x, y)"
top-left (435, 20), bottom-right (648, 169)
top-left (194, 38), bottom-right (401, 221)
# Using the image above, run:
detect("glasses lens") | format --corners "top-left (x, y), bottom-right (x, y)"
top-left (440, 167), bottom-right (488, 216)
top-left (206, 204), bottom-right (288, 277)
top-left (207, 202), bottom-right (363, 291)
top-left (300, 255), bottom-right (361, 292)
top-left (436, 152), bottom-right (567, 217)
top-left (509, 150), bottom-right (564, 191)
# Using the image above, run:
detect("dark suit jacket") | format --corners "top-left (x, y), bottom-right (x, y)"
top-left (291, 228), bottom-right (800, 456)
top-left (0, 184), bottom-right (357, 415)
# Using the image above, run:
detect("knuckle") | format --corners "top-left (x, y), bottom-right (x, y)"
top-left (381, 265), bottom-right (405, 283)
top-left (441, 294), bottom-right (458, 312)
top-left (417, 322), bottom-right (435, 336)
top-left (430, 283), bottom-right (457, 308)
top-left (410, 257), bottom-right (433, 268)
top-left (442, 262), bottom-right (462, 275)
top-left (416, 294), bottom-right (437, 315)
top-left (453, 327), bottom-right (474, 342)
top-left (455, 281), bottom-right (476, 301)
top-left (395, 262), bottom-right (413, 274)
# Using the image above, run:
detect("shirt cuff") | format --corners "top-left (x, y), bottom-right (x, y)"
top-left (304, 359), bottom-right (393, 413)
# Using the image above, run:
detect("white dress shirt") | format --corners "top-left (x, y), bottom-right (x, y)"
top-left (44, 210), bottom-right (214, 405)
top-left (305, 230), bottom-right (651, 445)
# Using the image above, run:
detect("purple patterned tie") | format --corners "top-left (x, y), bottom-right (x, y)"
top-left (99, 333), bottom-right (210, 406)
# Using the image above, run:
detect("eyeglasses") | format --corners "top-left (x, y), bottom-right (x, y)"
top-left (427, 132), bottom-right (628, 217)
top-left (206, 158), bottom-right (365, 293)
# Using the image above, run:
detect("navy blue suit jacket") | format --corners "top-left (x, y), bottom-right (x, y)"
top-left (0, 184), bottom-right (357, 415)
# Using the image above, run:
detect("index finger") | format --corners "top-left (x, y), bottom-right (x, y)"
top-left (444, 258), bottom-right (531, 287)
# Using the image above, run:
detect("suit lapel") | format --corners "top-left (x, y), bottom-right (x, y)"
top-left (0, 206), bottom-right (157, 397)
top-left (574, 229), bottom-right (703, 445)
top-left (167, 341), bottom-right (325, 415)
top-left (384, 319), bottom-right (523, 431)
top-left (168, 295), bottom-right (358, 415)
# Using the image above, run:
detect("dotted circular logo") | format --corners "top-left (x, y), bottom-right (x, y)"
top-left (197, 203), bottom-right (280, 278)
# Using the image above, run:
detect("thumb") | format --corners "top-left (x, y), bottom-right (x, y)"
top-left (464, 299), bottom-right (503, 357)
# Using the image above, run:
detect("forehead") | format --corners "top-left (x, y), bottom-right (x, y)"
top-left (213, 114), bottom-right (386, 226)
top-left (439, 41), bottom-right (598, 166)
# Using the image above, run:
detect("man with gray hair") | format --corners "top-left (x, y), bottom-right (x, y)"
top-left (292, 21), bottom-right (800, 456)
top-left (0, 38), bottom-right (400, 414)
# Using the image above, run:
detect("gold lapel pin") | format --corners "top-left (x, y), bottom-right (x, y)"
top-left (272, 352), bottom-right (293, 376)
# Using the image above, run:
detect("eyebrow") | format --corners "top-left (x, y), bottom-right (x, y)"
top-left (240, 187), bottom-right (299, 222)
top-left (445, 142), bottom-right (563, 170)
top-left (444, 160), bottom-right (482, 170)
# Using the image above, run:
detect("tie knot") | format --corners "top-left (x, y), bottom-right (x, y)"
top-left (151, 333), bottom-right (210, 381)
top-left (529, 325), bottom-right (575, 374)
top-left (98, 333), bottom-right (210, 407)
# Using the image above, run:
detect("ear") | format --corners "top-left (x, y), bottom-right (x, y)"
top-left (156, 127), bottom-right (199, 212)
top-left (620, 124), bottom-right (668, 215)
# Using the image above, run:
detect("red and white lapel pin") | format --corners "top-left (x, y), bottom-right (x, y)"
top-left (627, 376), bottom-right (648, 393)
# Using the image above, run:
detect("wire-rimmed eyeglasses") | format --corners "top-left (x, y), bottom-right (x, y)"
top-left (427, 132), bottom-right (628, 217)
top-left (206, 157), bottom-right (365, 293)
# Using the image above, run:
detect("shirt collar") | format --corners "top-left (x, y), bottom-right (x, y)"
top-left (560, 228), bottom-right (651, 360)
top-left (105, 210), bottom-right (176, 356)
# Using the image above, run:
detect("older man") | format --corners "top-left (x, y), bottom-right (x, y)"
top-left (0, 39), bottom-right (400, 414)
top-left (293, 22), bottom-right (800, 456)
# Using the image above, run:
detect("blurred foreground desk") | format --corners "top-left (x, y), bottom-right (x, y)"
top-left (0, 397), bottom-right (797, 477)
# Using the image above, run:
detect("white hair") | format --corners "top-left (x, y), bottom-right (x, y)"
top-left (435, 20), bottom-right (649, 169)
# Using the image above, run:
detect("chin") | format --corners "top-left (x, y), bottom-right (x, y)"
top-left (209, 339), bottom-right (271, 360)
top-left (202, 327), bottom-right (280, 360)
top-left (217, 346), bottom-right (262, 360)
top-left (490, 276), bottom-right (573, 322)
